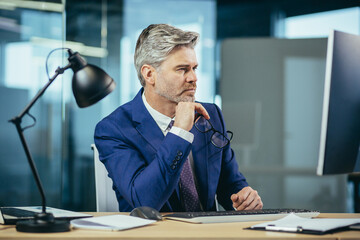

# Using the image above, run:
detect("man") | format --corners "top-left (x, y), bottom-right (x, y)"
top-left (94, 24), bottom-right (263, 212)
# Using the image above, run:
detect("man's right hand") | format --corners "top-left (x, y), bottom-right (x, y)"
top-left (173, 102), bottom-right (210, 132)
top-left (231, 186), bottom-right (263, 210)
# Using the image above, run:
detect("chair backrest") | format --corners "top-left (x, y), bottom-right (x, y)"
top-left (91, 144), bottom-right (119, 212)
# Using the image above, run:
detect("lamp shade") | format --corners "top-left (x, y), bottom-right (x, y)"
top-left (68, 50), bottom-right (116, 108)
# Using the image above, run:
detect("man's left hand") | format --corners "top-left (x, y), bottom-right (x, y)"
top-left (231, 186), bottom-right (263, 210)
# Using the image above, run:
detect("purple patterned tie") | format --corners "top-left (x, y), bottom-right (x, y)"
top-left (167, 120), bottom-right (201, 212)
top-left (179, 157), bottom-right (201, 212)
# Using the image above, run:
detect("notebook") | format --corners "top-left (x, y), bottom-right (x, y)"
top-left (0, 206), bottom-right (92, 225)
top-left (71, 215), bottom-right (155, 231)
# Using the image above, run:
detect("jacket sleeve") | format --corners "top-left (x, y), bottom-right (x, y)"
top-left (94, 116), bottom-right (191, 211)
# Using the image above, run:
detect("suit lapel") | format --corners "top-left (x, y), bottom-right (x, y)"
top-left (131, 89), bottom-right (165, 152)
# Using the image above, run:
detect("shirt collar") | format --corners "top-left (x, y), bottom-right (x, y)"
top-left (142, 91), bottom-right (174, 134)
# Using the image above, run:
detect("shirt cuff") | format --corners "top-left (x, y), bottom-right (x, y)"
top-left (170, 126), bottom-right (194, 143)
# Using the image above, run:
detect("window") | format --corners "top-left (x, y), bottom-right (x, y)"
top-left (282, 7), bottom-right (360, 38)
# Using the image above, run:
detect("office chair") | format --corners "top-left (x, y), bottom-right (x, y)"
top-left (91, 144), bottom-right (119, 212)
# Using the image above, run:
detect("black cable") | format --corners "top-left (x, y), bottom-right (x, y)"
top-left (21, 48), bottom-right (70, 131)
top-left (22, 112), bottom-right (37, 131)
top-left (21, 48), bottom-right (72, 131)
top-left (45, 47), bottom-right (70, 80)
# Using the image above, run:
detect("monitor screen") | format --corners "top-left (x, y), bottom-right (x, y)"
top-left (317, 30), bottom-right (360, 175)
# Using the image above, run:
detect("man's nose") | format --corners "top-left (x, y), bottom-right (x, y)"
top-left (186, 69), bottom-right (197, 82)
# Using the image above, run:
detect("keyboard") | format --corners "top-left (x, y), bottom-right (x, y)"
top-left (164, 209), bottom-right (320, 223)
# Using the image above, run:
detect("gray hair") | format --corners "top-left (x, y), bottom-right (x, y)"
top-left (134, 24), bottom-right (199, 86)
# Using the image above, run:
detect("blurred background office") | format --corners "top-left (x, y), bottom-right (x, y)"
top-left (0, 0), bottom-right (359, 212)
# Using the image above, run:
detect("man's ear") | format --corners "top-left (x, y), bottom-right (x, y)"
top-left (141, 64), bottom-right (157, 86)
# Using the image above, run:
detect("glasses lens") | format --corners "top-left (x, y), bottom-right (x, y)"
top-left (195, 116), bottom-right (212, 133)
top-left (211, 132), bottom-right (229, 148)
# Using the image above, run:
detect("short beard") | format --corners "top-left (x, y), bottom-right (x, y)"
top-left (155, 88), bottom-right (195, 103)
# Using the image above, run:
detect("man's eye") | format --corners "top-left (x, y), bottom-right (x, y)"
top-left (178, 68), bottom-right (187, 72)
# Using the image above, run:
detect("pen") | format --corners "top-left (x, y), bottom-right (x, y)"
top-left (265, 225), bottom-right (303, 232)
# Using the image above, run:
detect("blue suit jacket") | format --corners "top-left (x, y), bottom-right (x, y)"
top-left (94, 89), bottom-right (248, 212)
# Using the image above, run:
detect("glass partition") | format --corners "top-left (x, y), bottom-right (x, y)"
top-left (0, 1), bottom-right (65, 207)
top-left (0, 0), bottom-right (216, 211)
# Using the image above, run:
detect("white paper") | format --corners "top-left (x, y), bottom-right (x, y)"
top-left (251, 213), bottom-right (360, 233)
top-left (71, 215), bottom-right (156, 231)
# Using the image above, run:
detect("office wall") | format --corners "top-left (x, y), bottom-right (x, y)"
top-left (220, 38), bottom-right (347, 212)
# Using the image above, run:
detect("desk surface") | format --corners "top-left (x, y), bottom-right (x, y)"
top-left (0, 213), bottom-right (359, 240)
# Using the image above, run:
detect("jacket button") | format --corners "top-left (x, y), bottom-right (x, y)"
top-left (175, 155), bottom-right (181, 161)
top-left (177, 151), bottom-right (183, 156)
top-left (171, 164), bottom-right (176, 170)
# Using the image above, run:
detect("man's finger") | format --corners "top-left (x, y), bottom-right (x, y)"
top-left (236, 189), bottom-right (257, 210)
top-left (231, 187), bottom-right (252, 209)
top-left (253, 200), bottom-right (263, 210)
top-left (231, 194), bottom-right (241, 209)
top-left (231, 194), bottom-right (238, 202)
top-left (240, 191), bottom-right (262, 210)
top-left (194, 103), bottom-right (210, 119)
top-left (241, 187), bottom-right (252, 199)
top-left (236, 196), bottom-right (254, 210)
top-left (244, 196), bottom-right (259, 210)
top-left (244, 196), bottom-right (263, 210)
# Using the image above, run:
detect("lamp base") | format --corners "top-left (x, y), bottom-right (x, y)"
top-left (16, 212), bottom-right (70, 233)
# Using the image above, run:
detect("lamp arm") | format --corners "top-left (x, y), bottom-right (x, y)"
top-left (8, 63), bottom-right (71, 214)
top-left (17, 64), bottom-right (71, 119)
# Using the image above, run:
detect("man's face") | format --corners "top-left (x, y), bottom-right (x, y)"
top-left (154, 46), bottom-right (198, 103)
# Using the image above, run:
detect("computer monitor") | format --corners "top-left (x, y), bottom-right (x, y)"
top-left (317, 30), bottom-right (360, 175)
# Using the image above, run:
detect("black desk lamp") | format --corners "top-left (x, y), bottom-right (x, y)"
top-left (8, 49), bottom-right (116, 233)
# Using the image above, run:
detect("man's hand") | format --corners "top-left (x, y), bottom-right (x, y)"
top-left (173, 102), bottom-right (210, 131)
top-left (231, 186), bottom-right (263, 211)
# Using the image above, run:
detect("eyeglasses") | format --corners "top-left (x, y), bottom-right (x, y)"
top-left (194, 115), bottom-right (233, 148)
